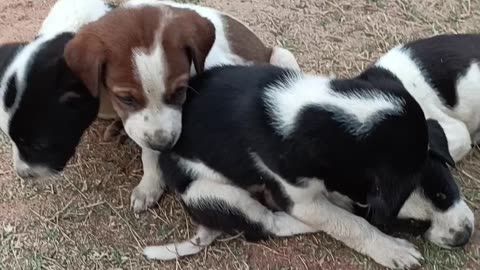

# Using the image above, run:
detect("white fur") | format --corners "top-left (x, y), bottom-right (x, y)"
top-left (130, 148), bottom-right (165, 212)
top-left (263, 74), bottom-right (404, 138)
top-left (399, 190), bottom-right (474, 248)
top-left (270, 47), bottom-right (301, 71)
top-left (38, 0), bottom-right (111, 36)
top-left (126, 0), bottom-right (254, 69)
top-left (125, 44), bottom-right (182, 149)
top-left (144, 226), bottom-right (221, 260)
top-left (375, 47), bottom-right (477, 161)
top-left (453, 63), bottom-right (480, 130)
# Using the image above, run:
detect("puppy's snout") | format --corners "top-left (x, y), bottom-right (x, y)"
top-left (450, 224), bottom-right (473, 247)
top-left (145, 130), bottom-right (177, 151)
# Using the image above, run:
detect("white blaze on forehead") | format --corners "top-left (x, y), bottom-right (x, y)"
top-left (133, 42), bottom-right (168, 106)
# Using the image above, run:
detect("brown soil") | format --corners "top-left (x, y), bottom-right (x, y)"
top-left (0, 0), bottom-right (479, 269)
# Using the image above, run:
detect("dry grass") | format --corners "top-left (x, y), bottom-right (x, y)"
top-left (1, 0), bottom-right (480, 269)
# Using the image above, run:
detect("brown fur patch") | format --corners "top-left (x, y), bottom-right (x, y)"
top-left (65, 5), bottom-right (216, 120)
top-left (222, 14), bottom-right (272, 63)
top-left (161, 8), bottom-right (215, 101)
top-left (65, 6), bottom-right (162, 120)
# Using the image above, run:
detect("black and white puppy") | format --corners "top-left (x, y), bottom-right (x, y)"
top-left (376, 34), bottom-right (480, 162)
top-left (142, 65), bottom-right (473, 269)
top-left (0, 0), bottom-right (111, 178)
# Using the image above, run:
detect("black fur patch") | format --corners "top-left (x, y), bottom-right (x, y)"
top-left (0, 43), bottom-right (24, 110)
top-left (186, 199), bottom-right (268, 241)
top-left (3, 77), bottom-right (16, 109)
top-left (8, 33), bottom-right (99, 171)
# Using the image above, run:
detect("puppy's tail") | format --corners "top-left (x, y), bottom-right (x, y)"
top-left (38, 0), bottom-right (112, 36)
top-left (143, 226), bottom-right (221, 261)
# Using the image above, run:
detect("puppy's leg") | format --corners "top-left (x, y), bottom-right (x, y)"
top-left (144, 179), bottom-right (316, 261)
top-left (270, 47), bottom-right (301, 71)
top-left (144, 226), bottom-right (221, 260)
top-left (427, 108), bottom-right (472, 162)
top-left (183, 179), bottom-right (316, 238)
top-left (440, 118), bottom-right (472, 162)
top-left (130, 148), bottom-right (166, 213)
top-left (291, 197), bottom-right (423, 269)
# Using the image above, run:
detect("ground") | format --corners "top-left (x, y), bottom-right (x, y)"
top-left (0, 0), bottom-right (479, 269)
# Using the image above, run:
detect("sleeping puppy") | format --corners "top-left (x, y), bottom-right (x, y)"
top-left (375, 34), bottom-right (480, 162)
top-left (64, 0), bottom-right (300, 213)
top-left (140, 65), bottom-right (473, 269)
top-left (0, 0), bottom-right (112, 178)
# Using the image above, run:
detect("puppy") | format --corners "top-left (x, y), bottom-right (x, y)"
top-left (64, 0), bottom-right (300, 213)
top-left (0, 0), bottom-right (112, 178)
top-left (375, 34), bottom-right (480, 162)
top-left (140, 65), bottom-right (473, 269)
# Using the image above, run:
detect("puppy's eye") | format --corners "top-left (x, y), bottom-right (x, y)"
top-left (167, 87), bottom-right (187, 106)
top-left (117, 95), bottom-right (137, 107)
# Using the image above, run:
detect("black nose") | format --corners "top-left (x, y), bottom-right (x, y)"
top-left (451, 225), bottom-right (473, 247)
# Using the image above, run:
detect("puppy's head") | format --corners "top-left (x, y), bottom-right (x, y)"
top-left (64, 5), bottom-right (215, 151)
top-left (399, 119), bottom-right (474, 248)
top-left (0, 33), bottom-right (99, 179)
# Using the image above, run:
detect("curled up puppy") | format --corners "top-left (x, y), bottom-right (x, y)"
top-left (64, 0), bottom-right (300, 213)
top-left (375, 34), bottom-right (480, 162)
top-left (140, 64), bottom-right (474, 269)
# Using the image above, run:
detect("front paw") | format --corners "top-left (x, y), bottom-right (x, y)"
top-left (368, 235), bottom-right (423, 269)
top-left (130, 178), bottom-right (165, 213)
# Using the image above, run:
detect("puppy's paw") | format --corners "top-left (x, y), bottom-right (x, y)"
top-left (144, 244), bottom-right (187, 261)
top-left (130, 178), bottom-right (165, 213)
top-left (369, 236), bottom-right (423, 269)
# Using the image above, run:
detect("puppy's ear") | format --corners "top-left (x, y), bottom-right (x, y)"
top-left (179, 10), bottom-right (216, 74)
top-left (64, 34), bottom-right (106, 97)
top-left (427, 119), bottom-right (455, 168)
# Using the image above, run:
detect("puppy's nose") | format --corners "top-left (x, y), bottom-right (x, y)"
top-left (145, 130), bottom-right (176, 151)
top-left (451, 224), bottom-right (473, 247)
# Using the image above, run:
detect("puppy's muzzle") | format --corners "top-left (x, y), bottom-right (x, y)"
top-left (445, 224), bottom-right (473, 248)
top-left (145, 130), bottom-right (178, 151)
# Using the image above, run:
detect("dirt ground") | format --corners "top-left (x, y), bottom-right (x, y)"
top-left (1, 0), bottom-right (480, 269)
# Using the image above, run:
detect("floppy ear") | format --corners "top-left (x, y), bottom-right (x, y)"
top-left (427, 119), bottom-right (455, 168)
top-left (181, 11), bottom-right (216, 74)
top-left (64, 34), bottom-right (106, 97)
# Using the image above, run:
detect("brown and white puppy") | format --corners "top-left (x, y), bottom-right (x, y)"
top-left (64, 0), bottom-right (300, 212)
